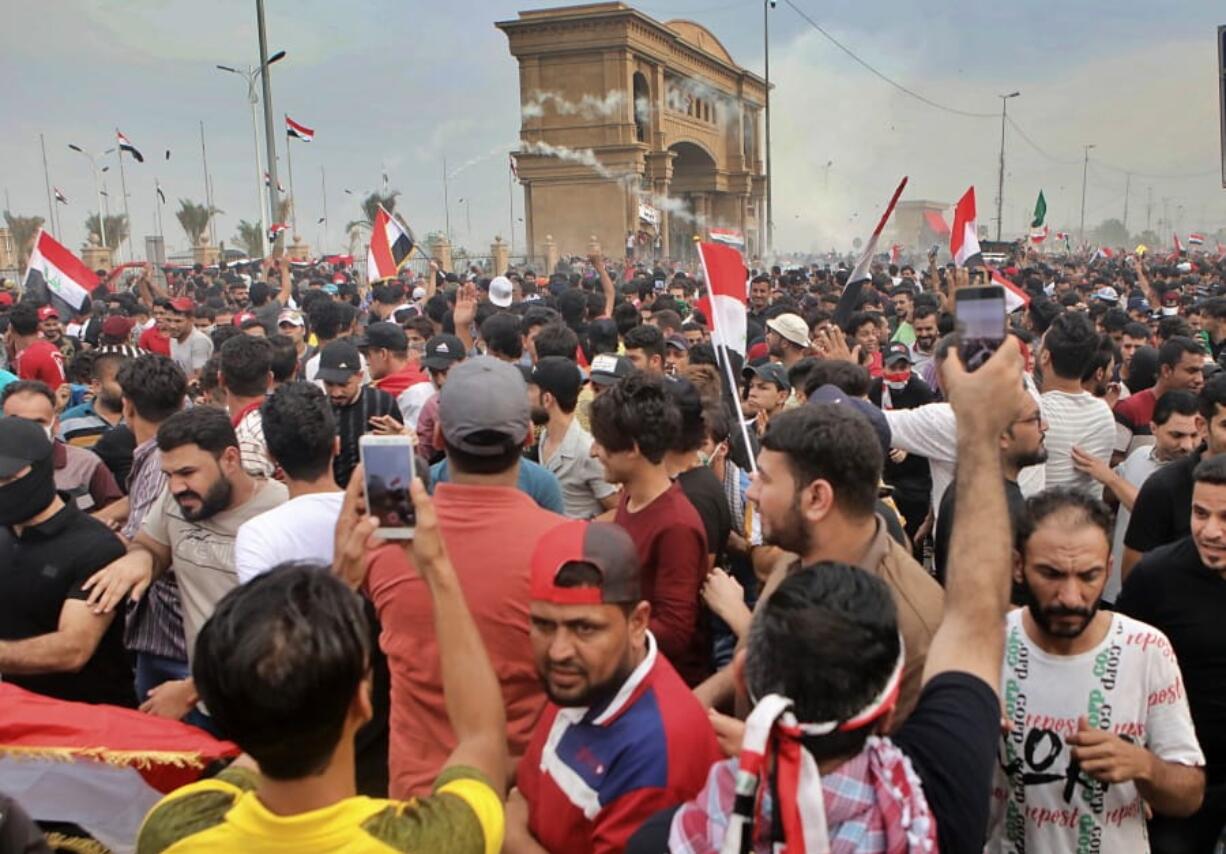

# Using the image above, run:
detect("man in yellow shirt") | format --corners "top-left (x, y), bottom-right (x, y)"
top-left (137, 477), bottom-right (505, 853)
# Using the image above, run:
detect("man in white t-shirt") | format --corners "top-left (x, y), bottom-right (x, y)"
top-left (1038, 312), bottom-right (1116, 498)
top-left (165, 297), bottom-right (214, 381)
top-left (1070, 389), bottom-right (1202, 600)
top-left (989, 488), bottom-right (1204, 853)
top-left (235, 382), bottom-right (344, 583)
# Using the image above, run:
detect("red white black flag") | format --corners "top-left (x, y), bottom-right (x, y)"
top-left (285, 115), bottom-right (314, 142)
top-left (116, 130), bottom-right (144, 163)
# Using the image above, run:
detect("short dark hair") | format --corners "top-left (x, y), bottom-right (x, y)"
top-left (266, 333), bottom-right (299, 383)
top-left (1157, 316), bottom-right (1193, 343)
top-left (912, 304), bottom-right (939, 323)
top-left (480, 313), bottom-right (523, 360)
top-left (612, 302), bottom-right (640, 337)
top-left (308, 300), bottom-right (345, 341)
top-left (557, 289), bottom-right (587, 325)
top-left (746, 565), bottom-right (900, 760)
top-left (261, 382), bottom-right (336, 481)
top-left (1200, 373), bottom-right (1226, 422)
top-left (652, 309), bottom-right (683, 334)
top-left (589, 372), bottom-right (680, 464)
top-left (157, 405), bottom-right (238, 457)
top-left (760, 405), bottom-right (882, 517)
top-left (623, 324), bottom-right (665, 363)
top-left (842, 310), bottom-right (877, 336)
top-left (1, 379), bottom-right (54, 409)
top-left (1043, 312), bottom-right (1101, 380)
top-left (665, 377), bottom-right (706, 453)
top-left (443, 434), bottom-right (523, 476)
top-left (193, 563), bottom-right (370, 779)
top-left (533, 322), bottom-right (579, 361)
top-left (116, 355), bottom-right (186, 423)
top-left (1158, 336), bottom-right (1204, 371)
top-left (1101, 307), bottom-right (1130, 333)
top-left (1122, 322), bottom-right (1150, 340)
top-left (8, 303), bottom-right (39, 336)
top-left (1153, 389), bottom-right (1200, 426)
top-left (220, 334), bottom-right (273, 398)
top-left (1017, 487), bottom-right (1112, 553)
top-left (1193, 454), bottom-right (1226, 486)
top-left (786, 356), bottom-right (821, 394)
top-left (802, 360), bottom-right (871, 399)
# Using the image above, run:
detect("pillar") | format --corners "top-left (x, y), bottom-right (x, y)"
top-left (490, 236), bottom-right (509, 275)
top-left (429, 234), bottom-right (453, 274)
top-left (543, 234), bottom-right (559, 275)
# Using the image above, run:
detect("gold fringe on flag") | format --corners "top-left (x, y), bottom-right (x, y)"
top-left (0, 744), bottom-right (208, 771)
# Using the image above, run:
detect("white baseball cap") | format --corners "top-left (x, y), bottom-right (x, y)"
top-left (489, 275), bottom-right (514, 308)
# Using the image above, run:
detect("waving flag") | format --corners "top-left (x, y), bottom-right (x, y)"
top-left (23, 228), bottom-right (99, 315)
top-left (53, 187), bottom-right (67, 204)
top-left (116, 130), bottom-right (143, 163)
top-left (922, 209), bottom-right (950, 237)
top-left (708, 227), bottom-right (744, 249)
top-left (286, 115), bottom-right (315, 142)
top-left (156, 180), bottom-right (166, 204)
top-left (987, 267), bottom-right (1030, 313)
top-left (366, 205), bottom-right (415, 282)
top-left (834, 176), bottom-right (908, 326)
top-left (267, 222), bottom-right (289, 243)
top-left (950, 187), bottom-right (983, 268)
top-left (1029, 225), bottom-right (1049, 244)
top-left (694, 241), bottom-right (748, 357)
top-left (1189, 233), bottom-right (1205, 245)
top-left (509, 152), bottom-right (519, 180)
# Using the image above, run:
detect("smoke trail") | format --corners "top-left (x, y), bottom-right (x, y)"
top-left (522, 90), bottom-right (627, 120)
top-left (447, 142), bottom-right (518, 180)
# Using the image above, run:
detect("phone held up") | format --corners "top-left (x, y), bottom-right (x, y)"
top-left (359, 435), bottom-right (416, 539)
top-left (955, 285), bottom-right (1006, 372)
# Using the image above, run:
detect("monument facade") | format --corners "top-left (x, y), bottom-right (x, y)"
top-left (497, 3), bottom-right (767, 264)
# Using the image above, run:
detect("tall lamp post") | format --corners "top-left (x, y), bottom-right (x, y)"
top-left (1079, 143), bottom-right (1096, 244)
top-left (256, 0), bottom-right (281, 253)
top-left (67, 143), bottom-right (115, 249)
top-left (995, 91), bottom-right (1019, 241)
top-left (763, 0), bottom-right (776, 255)
top-left (217, 49), bottom-right (286, 257)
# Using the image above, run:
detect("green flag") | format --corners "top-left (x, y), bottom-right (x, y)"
top-left (1031, 191), bottom-right (1047, 228)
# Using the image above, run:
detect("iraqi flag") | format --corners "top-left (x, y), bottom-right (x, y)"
top-left (116, 130), bottom-right (143, 163)
top-left (23, 228), bottom-right (99, 315)
top-left (950, 186), bottom-right (983, 268)
top-left (834, 176), bottom-right (908, 326)
top-left (694, 241), bottom-right (748, 356)
top-left (1029, 224), bottom-right (1049, 244)
top-left (366, 205), bottom-right (415, 282)
top-left (987, 266), bottom-right (1031, 314)
top-left (1173, 233), bottom-right (1183, 255)
top-left (922, 209), bottom-right (950, 238)
top-left (1189, 233), bottom-right (1205, 245)
top-left (286, 115), bottom-right (315, 142)
top-left (268, 222), bottom-right (289, 243)
top-left (708, 227), bottom-right (745, 249)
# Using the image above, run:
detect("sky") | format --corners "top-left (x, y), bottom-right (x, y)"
top-left (3, 0), bottom-right (1225, 260)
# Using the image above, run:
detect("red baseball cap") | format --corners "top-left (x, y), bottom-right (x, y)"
top-left (37, 306), bottom-right (59, 321)
top-left (233, 311), bottom-right (258, 327)
top-left (530, 520), bottom-right (641, 605)
top-left (0, 293), bottom-right (13, 308)
top-left (168, 297), bottom-right (195, 314)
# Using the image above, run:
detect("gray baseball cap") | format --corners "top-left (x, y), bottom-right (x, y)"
top-left (438, 356), bottom-right (530, 455)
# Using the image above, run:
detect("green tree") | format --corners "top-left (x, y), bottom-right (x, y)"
top-left (176, 199), bottom-right (222, 246)
top-left (3, 211), bottom-right (45, 271)
top-left (233, 220), bottom-right (265, 257)
top-left (346, 190), bottom-right (400, 234)
top-left (83, 213), bottom-right (129, 250)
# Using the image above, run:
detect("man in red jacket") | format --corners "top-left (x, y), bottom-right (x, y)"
top-left (506, 519), bottom-right (722, 854)
top-left (6, 303), bottom-right (64, 387)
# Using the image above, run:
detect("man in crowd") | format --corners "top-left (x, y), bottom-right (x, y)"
top-left (219, 334), bottom-right (276, 479)
top-left (871, 341), bottom-right (936, 548)
top-left (506, 520), bottom-right (723, 853)
top-left (38, 306), bottom-right (76, 361)
top-left (1119, 454), bottom-right (1226, 851)
top-left (82, 406), bottom-right (287, 729)
top-left (6, 302), bottom-right (65, 387)
top-left (1124, 375), bottom-right (1226, 574)
top-left (1038, 311), bottom-right (1116, 496)
top-left (910, 304), bottom-right (940, 380)
top-left (361, 321), bottom-right (427, 397)
top-left (529, 356), bottom-right (618, 519)
top-left (2, 381), bottom-right (123, 513)
top-left (140, 488), bottom-right (506, 852)
top-left (317, 339), bottom-right (403, 488)
top-left (743, 362), bottom-right (790, 437)
top-left (59, 348), bottom-right (128, 447)
top-left (413, 334), bottom-right (466, 462)
top-left (1113, 336), bottom-right (1204, 452)
top-left (589, 372), bottom-right (710, 687)
top-left (1073, 390), bottom-right (1201, 600)
top-left (990, 488), bottom-right (1204, 851)
top-left (343, 356), bottom-right (565, 799)
top-left (165, 297), bottom-right (214, 381)
top-left (764, 313), bottom-right (810, 369)
top-left (623, 324), bottom-right (666, 375)
top-left (0, 416), bottom-right (132, 706)
top-left (890, 285), bottom-right (916, 345)
top-left (235, 382), bottom-right (343, 581)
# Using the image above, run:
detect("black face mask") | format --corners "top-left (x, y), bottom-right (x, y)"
top-left (0, 455), bottom-right (57, 527)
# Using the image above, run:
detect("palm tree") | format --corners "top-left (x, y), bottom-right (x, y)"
top-left (346, 190), bottom-right (400, 235)
top-left (3, 211), bottom-right (45, 271)
top-left (83, 213), bottom-right (129, 250)
top-left (176, 199), bottom-right (222, 246)
top-left (233, 220), bottom-right (264, 257)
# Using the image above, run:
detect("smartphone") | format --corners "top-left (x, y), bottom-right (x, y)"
top-left (955, 285), bottom-right (1006, 372)
top-left (359, 435), bottom-right (416, 539)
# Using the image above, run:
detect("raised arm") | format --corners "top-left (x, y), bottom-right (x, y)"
top-left (921, 338), bottom-right (1027, 692)
top-left (590, 252), bottom-right (616, 319)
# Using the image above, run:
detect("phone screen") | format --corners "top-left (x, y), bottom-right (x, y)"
top-left (956, 286), bottom-right (1006, 372)
top-left (362, 442), bottom-right (416, 531)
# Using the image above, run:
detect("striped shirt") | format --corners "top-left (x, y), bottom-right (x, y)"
top-left (1040, 390), bottom-right (1117, 498)
top-left (234, 407), bottom-right (276, 478)
top-left (332, 385), bottom-right (403, 488)
top-left (122, 436), bottom-right (187, 661)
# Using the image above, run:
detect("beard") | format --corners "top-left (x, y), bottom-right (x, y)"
top-left (1011, 444), bottom-right (1049, 468)
top-left (174, 476), bottom-right (233, 522)
top-left (99, 390), bottom-right (124, 412)
top-left (540, 655), bottom-right (635, 709)
top-left (1021, 574), bottom-right (1098, 639)
top-left (530, 405), bottom-right (550, 427)
top-left (761, 494), bottom-right (814, 557)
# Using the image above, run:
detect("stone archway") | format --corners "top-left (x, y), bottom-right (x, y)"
top-left (666, 141), bottom-right (717, 260)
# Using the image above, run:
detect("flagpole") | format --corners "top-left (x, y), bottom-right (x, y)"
top-left (320, 165), bottom-right (328, 253)
top-left (200, 121), bottom-right (216, 246)
top-left (53, 198), bottom-right (63, 242)
top-left (40, 134), bottom-right (56, 238)
top-left (508, 159), bottom-right (515, 257)
top-left (284, 116), bottom-right (297, 237)
top-left (443, 156), bottom-right (451, 241)
top-left (115, 134), bottom-right (135, 263)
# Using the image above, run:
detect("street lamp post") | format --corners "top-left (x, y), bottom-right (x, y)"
top-left (995, 91), bottom-right (1020, 241)
top-left (763, 0), bottom-right (775, 255)
top-left (68, 144), bottom-right (115, 250)
top-left (256, 0), bottom-right (281, 252)
top-left (1079, 143), bottom-right (1096, 245)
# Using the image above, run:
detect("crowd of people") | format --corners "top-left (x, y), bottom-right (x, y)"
top-left (1, 242), bottom-right (1225, 853)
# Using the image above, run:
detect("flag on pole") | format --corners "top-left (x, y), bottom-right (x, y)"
top-left (267, 222), bottom-right (289, 243)
top-left (922, 210), bottom-right (950, 237)
top-left (286, 115), bottom-right (315, 142)
top-left (1029, 225), bottom-right (1049, 244)
top-left (1173, 233), bottom-right (1183, 255)
top-left (987, 266), bottom-right (1031, 314)
top-left (366, 205), bottom-right (415, 282)
top-left (693, 241), bottom-right (748, 357)
top-left (708, 227), bottom-right (745, 249)
top-left (1029, 190), bottom-right (1048, 242)
top-left (834, 176), bottom-right (908, 326)
top-left (53, 188), bottom-right (67, 204)
top-left (116, 130), bottom-right (143, 163)
top-left (1188, 233), bottom-right (1205, 245)
top-left (950, 187), bottom-right (983, 268)
top-left (890, 243), bottom-right (902, 264)
top-left (1090, 246), bottom-right (1116, 263)
top-left (23, 229), bottom-right (99, 315)
top-left (509, 153), bottom-right (519, 180)
top-left (155, 181), bottom-right (166, 204)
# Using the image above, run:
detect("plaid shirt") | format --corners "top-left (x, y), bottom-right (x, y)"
top-left (122, 437), bottom-right (187, 661)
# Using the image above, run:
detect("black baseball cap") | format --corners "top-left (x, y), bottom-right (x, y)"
top-left (589, 354), bottom-right (634, 387)
top-left (743, 361), bottom-right (791, 391)
top-left (355, 321), bottom-right (407, 352)
top-left (884, 342), bottom-right (913, 365)
top-left (316, 340), bottom-right (363, 383)
top-left (0, 416), bottom-right (52, 477)
top-left (530, 356), bottom-right (582, 401)
top-left (422, 334), bottom-right (465, 371)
